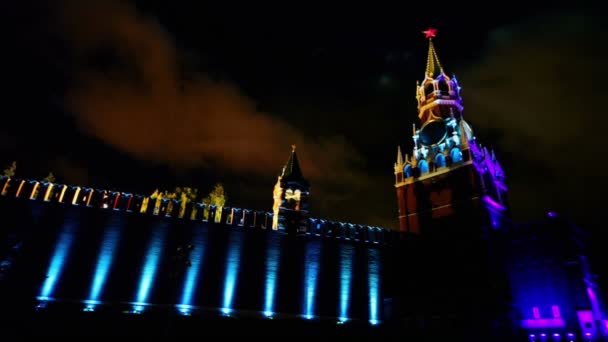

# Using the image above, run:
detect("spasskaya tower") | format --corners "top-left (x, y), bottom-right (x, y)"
top-left (394, 28), bottom-right (508, 234)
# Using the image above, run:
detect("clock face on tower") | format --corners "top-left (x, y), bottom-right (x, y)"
top-left (419, 120), bottom-right (447, 146)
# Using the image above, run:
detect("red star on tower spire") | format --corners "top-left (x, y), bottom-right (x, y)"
top-left (422, 27), bottom-right (437, 39)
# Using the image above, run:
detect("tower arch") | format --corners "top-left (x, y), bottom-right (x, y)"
top-left (435, 153), bottom-right (446, 168)
top-left (418, 160), bottom-right (429, 174)
top-left (450, 147), bottom-right (463, 163)
top-left (404, 164), bottom-right (413, 178)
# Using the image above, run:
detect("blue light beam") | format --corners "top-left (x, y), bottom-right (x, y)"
top-left (39, 218), bottom-right (79, 300)
top-left (339, 244), bottom-right (354, 322)
top-left (221, 231), bottom-right (243, 314)
top-left (368, 248), bottom-right (381, 325)
top-left (264, 240), bottom-right (280, 317)
top-left (303, 241), bottom-right (321, 319)
top-left (179, 230), bottom-right (205, 308)
top-left (88, 218), bottom-right (122, 303)
top-left (135, 224), bottom-right (166, 307)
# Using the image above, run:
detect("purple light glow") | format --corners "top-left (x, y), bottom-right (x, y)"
top-left (547, 211), bottom-right (558, 217)
top-left (587, 286), bottom-right (604, 333)
top-left (552, 305), bottom-right (561, 318)
top-left (577, 310), bottom-right (595, 337)
top-left (483, 195), bottom-right (505, 211)
top-left (533, 306), bottom-right (541, 319)
top-left (588, 287), bottom-right (597, 301)
top-left (520, 318), bottom-right (565, 328)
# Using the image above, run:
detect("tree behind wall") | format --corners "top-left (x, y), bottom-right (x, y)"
top-left (2, 161), bottom-right (16, 177)
top-left (202, 183), bottom-right (227, 222)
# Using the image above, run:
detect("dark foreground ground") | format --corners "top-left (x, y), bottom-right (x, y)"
top-left (0, 300), bottom-right (527, 340)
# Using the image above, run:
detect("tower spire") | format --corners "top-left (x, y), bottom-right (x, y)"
top-left (281, 144), bottom-right (308, 187)
top-left (396, 146), bottom-right (404, 165)
top-left (423, 28), bottom-right (444, 77)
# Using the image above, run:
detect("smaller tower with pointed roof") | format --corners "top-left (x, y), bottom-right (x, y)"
top-left (272, 145), bottom-right (310, 233)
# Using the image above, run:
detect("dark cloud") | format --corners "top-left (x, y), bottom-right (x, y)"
top-left (56, 0), bottom-right (383, 226)
top-left (461, 10), bottom-right (607, 227)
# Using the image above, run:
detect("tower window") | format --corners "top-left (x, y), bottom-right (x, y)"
top-left (438, 80), bottom-right (450, 95)
top-left (404, 164), bottom-right (413, 178)
top-left (450, 147), bottom-right (463, 163)
top-left (285, 189), bottom-right (301, 201)
top-left (418, 160), bottom-right (429, 174)
top-left (551, 305), bottom-right (560, 318)
top-left (424, 83), bottom-right (434, 96)
top-left (435, 154), bottom-right (446, 168)
top-left (532, 306), bottom-right (541, 319)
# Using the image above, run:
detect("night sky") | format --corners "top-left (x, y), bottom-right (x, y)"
top-left (2, 1), bottom-right (605, 234)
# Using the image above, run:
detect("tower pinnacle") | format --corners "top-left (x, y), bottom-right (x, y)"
top-left (424, 28), bottom-right (444, 78)
top-left (396, 146), bottom-right (404, 165)
top-left (422, 27), bottom-right (437, 38)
